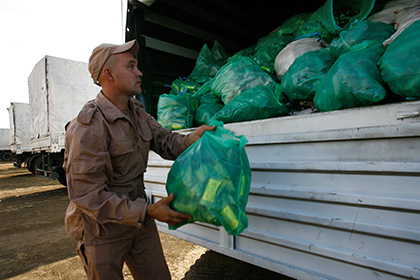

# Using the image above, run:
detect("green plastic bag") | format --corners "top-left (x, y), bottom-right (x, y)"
top-left (296, 0), bottom-right (376, 43)
top-left (252, 32), bottom-right (293, 73)
top-left (379, 20), bottom-right (420, 99)
top-left (295, 19), bottom-right (334, 43)
top-left (195, 102), bottom-right (224, 126)
top-left (188, 41), bottom-right (230, 84)
top-left (169, 79), bottom-right (201, 95)
top-left (210, 84), bottom-right (288, 124)
top-left (314, 40), bottom-right (387, 112)
top-left (313, 0), bottom-right (376, 35)
top-left (166, 124), bottom-right (251, 236)
top-left (195, 91), bottom-right (224, 126)
top-left (282, 48), bottom-right (335, 102)
top-left (276, 13), bottom-right (311, 36)
top-left (157, 94), bottom-right (198, 130)
top-left (211, 56), bottom-right (280, 104)
top-left (330, 21), bottom-right (395, 58)
top-left (192, 81), bottom-right (224, 125)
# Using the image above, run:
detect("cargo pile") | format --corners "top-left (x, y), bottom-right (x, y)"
top-left (158, 0), bottom-right (420, 130)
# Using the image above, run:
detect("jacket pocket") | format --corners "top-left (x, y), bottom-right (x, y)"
top-left (109, 139), bottom-right (134, 158)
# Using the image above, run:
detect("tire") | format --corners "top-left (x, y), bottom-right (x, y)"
top-left (27, 154), bottom-right (42, 174)
top-left (56, 164), bottom-right (67, 186)
top-left (1, 151), bottom-right (14, 161)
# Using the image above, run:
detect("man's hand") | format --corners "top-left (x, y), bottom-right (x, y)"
top-left (187, 124), bottom-right (216, 146)
top-left (146, 193), bottom-right (192, 227)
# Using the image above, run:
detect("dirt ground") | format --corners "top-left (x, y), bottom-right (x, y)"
top-left (0, 161), bottom-right (291, 280)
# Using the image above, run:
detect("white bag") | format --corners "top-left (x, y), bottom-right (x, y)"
top-left (274, 38), bottom-right (324, 80)
top-left (368, 0), bottom-right (420, 24)
top-left (383, 6), bottom-right (420, 45)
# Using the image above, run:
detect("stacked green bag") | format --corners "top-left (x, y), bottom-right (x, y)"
top-left (166, 124), bottom-right (251, 236)
top-left (330, 20), bottom-right (395, 58)
top-left (314, 40), bottom-right (387, 112)
top-left (379, 20), bottom-right (420, 99)
top-left (188, 41), bottom-right (230, 84)
top-left (211, 56), bottom-right (280, 105)
top-left (252, 32), bottom-right (293, 74)
top-left (295, 0), bottom-right (376, 43)
top-left (282, 48), bottom-right (335, 102)
top-left (277, 13), bottom-right (311, 36)
top-left (282, 20), bottom-right (394, 103)
top-left (210, 84), bottom-right (288, 124)
top-left (193, 82), bottom-right (224, 126)
top-left (157, 94), bottom-right (198, 130)
top-left (169, 79), bottom-right (200, 95)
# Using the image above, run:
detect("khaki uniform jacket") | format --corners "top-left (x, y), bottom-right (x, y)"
top-left (63, 91), bottom-right (188, 245)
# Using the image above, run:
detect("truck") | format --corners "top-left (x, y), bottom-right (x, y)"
top-left (125, 1), bottom-right (420, 279)
top-left (27, 55), bottom-right (99, 185)
top-left (8, 102), bottom-right (32, 167)
top-left (0, 128), bottom-right (12, 161)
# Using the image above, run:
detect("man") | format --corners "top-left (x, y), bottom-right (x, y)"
top-left (63, 40), bottom-right (214, 280)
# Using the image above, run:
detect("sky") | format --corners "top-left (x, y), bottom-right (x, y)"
top-left (0, 0), bottom-right (126, 128)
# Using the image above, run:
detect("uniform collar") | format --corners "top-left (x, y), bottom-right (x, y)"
top-left (96, 91), bottom-right (144, 123)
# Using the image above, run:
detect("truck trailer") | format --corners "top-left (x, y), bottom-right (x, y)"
top-left (125, 1), bottom-right (420, 279)
top-left (0, 128), bottom-right (12, 161)
top-left (8, 102), bottom-right (32, 167)
top-left (27, 55), bottom-right (99, 185)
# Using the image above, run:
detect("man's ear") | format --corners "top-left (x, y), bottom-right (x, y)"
top-left (103, 68), bottom-right (114, 82)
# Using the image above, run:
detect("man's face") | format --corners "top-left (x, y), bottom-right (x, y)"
top-left (112, 52), bottom-right (143, 96)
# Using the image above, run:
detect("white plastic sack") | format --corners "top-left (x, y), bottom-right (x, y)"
top-left (368, 0), bottom-right (420, 24)
top-left (274, 38), bottom-right (324, 80)
top-left (383, 6), bottom-right (420, 46)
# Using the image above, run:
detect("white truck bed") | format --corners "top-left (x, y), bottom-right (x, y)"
top-left (28, 56), bottom-right (99, 152)
top-left (145, 100), bottom-right (420, 280)
top-left (8, 102), bottom-right (31, 154)
top-left (0, 129), bottom-right (10, 151)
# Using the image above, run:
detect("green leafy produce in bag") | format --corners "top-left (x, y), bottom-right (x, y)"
top-left (166, 124), bottom-right (251, 236)
top-left (282, 48), bottom-right (335, 102)
top-left (252, 32), bottom-right (293, 73)
top-left (195, 91), bottom-right (224, 126)
top-left (210, 84), bottom-right (288, 124)
top-left (188, 41), bottom-right (230, 84)
top-left (276, 13), bottom-right (311, 36)
top-left (313, 0), bottom-right (376, 35)
top-left (314, 40), bottom-right (387, 112)
top-left (157, 94), bottom-right (198, 130)
top-left (379, 20), bottom-right (420, 99)
top-left (295, 0), bottom-right (376, 43)
top-left (195, 102), bottom-right (224, 126)
top-left (211, 56), bottom-right (280, 105)
top-left (192, 81), bottom-right (224, 126)
top-left (169, 78), bottom-right (201, 95)
top-left (330, 20), bottom-right (395, 58)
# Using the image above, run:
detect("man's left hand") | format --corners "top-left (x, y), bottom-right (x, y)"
top-left (187, 125), bottom-right (216, 146)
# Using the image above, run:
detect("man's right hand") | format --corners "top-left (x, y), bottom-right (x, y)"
top-left (146, 193), bottom-right (192, 226)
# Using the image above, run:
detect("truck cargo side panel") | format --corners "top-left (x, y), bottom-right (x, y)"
top-left (145, 102), bottom-right (420, 280)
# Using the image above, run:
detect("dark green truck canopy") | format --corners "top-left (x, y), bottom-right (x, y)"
top-left (126, 0), bottom-right (325, 116)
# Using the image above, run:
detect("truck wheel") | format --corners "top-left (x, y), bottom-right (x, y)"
top-left (1, 151), bottom-right (14, 161)
top-left (27, 154), bottom-right (42, 174)
top-left (57, 165), bottom-right (67, 186)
